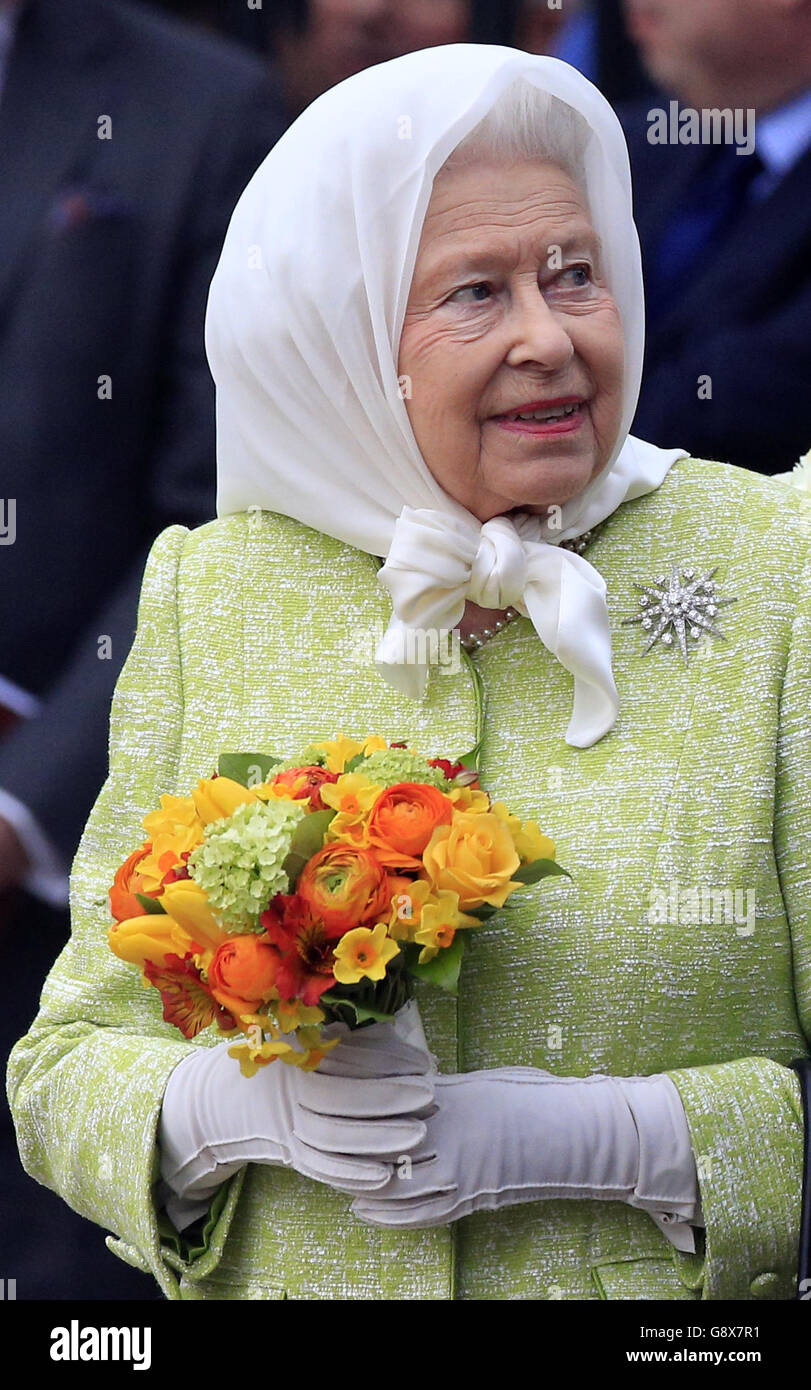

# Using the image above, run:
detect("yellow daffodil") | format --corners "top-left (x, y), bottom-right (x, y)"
top-left (136, 824), bottom-right (205, 894)
top-left (142, 792), bottom-right (203, 840)
top-left (274, 999), bottom-right (327, 1034)
top-left (308, 734), bottom-right (387, 774)
top-left (414, 902), bottom-right (460, 963)
top-left (490, 800), bottom-right (556, 863)
top-left (447, 784), bottom-right (491, 814)
top-left (386, 880), bottom-right (477, 941)
top-left (332, 922), bottom-right (400, 984)
top-left (251, 780), bottom-right (299, 801)
top-left (228, 1027), bottom-right (340, 1077)
top-left (319, 771), bottom-right (382, 816)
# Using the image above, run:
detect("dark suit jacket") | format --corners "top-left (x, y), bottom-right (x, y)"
top-left (619, 98), bottom-right (811, 475)
top-left (0, 0), bottom-right (288, 864)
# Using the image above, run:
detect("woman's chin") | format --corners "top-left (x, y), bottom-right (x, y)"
top-left (488, 457), bottom-right (601, 516)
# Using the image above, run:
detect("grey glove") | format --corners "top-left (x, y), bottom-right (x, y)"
top-left (351, 1066), bottom-right (703, 1245)
top-left (158, 1010), bottom-right (436, 1230)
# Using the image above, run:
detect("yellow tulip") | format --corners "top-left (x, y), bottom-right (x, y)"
top-left (192, 776), bottom-right (258, 825)
top-left (159, 880), bottom-right (231, 953)
top-left (108, 913), bottom-right (197, 972)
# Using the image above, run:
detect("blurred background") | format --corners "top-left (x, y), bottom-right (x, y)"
top-left (1, 0), bottom-right (809, 1298)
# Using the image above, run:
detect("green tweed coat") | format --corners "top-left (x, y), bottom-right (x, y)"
top-left (7, 457), bottom-right (811, 1300)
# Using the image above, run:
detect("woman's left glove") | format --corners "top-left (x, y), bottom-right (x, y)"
top-left (350, 1065), bottom-right (702, 1236)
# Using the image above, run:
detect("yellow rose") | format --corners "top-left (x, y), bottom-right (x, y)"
top-left (422, 811), bottom-right (522, 908)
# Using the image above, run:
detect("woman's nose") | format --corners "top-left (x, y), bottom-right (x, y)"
top-left (503, 284), bottom-right (575, 373)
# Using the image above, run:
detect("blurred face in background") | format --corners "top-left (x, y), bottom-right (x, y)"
top-left (515, 0), bottom-right (568, 55)
top-left (278, 0), bottom-right (470, 114)
top-left (623, 0), bottom-right (811, 106)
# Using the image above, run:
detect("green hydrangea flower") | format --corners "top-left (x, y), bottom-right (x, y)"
top-left (271, 744), bottom-right (329, 772)
top-left (187, 798), bottom-right (307, 931)
top-left (358, 748), bottom-right (448, 790)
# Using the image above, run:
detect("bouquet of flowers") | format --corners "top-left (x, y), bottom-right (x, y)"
top-left (108, 735), bottom-right (569, 1075)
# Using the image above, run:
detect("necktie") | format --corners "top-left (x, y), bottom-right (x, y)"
top-left (645, 146), bottom-right (764, 325)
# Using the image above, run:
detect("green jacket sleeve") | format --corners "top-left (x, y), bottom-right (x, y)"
top-left (665, 524), bottom-right (811, 1301)
top-left (5, 524), bottom-right (245, 1300)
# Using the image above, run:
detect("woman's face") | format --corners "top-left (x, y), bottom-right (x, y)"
top-left (397, 157), bottom-right (625, 523)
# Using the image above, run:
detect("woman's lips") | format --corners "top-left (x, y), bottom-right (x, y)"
top-left (490, 402), bottom-right (586, 436)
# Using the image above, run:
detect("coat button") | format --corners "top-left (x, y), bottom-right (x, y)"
top-left (749, 1271), bottom-right (781, 1298)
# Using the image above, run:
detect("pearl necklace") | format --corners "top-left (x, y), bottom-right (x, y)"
top-left (459, 528), bottom-right (597, 653)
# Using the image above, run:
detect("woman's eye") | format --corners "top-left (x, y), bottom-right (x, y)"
top-left (449, 281), bottom-right (492, 304)
top-left (560, 263), bottom-right (592, 288)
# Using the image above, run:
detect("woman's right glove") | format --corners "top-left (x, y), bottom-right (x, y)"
top-left (157, 1013), bottom-right (435, 1231)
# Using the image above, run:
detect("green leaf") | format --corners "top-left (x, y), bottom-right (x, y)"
top-left (281, 808), bottom-right (336, 888)
top-left (318, 992), bottom-right (396, 1026)
top-left (135, 892), bottom-right (167, 915)
top-left (407, 933), bottom-right (465, 994)
top-left (343, 752), bottom-right (369, 773)
top-left (217, 752), bottom-right (281, 786)
top-left (464, 902), bottom-right (500, 921)
top-left (512, 858), bottom-right (572, 885)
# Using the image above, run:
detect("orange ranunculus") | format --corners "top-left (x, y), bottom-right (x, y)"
top-left (421, 811), bottom-right (523, 909)
top-left (207, 934), bottom-right (280, 1019)
top-left (297, 843), bottom-right (393, 934)
top-left (366, 782), bottom-right (454, 870)
top-left (110, 844), bottom-right (156, 922)
top-left (267, 766), bottom-right (340, 811)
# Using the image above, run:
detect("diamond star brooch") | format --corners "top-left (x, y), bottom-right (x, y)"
top-left (621, 562), bottom-right (737, 664)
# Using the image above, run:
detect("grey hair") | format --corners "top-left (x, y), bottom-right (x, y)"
top-left (440, 77), bottom-right (592, 195)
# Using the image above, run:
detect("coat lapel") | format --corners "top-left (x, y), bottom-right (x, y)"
top-left (0, 0), bottom-right (113, 323)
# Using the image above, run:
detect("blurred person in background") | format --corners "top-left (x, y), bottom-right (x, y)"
top-left (262, 0), bottom-right (651, 118)
top-left (618, 0), bottom-right (811, 474)
top-left (0, 0), bottom-right (286, 1297)
top-left (147, 0), bottom-right (655, 127)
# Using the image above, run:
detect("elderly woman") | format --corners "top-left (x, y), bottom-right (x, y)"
top-left (8, 46), bottom-right (810, 1302)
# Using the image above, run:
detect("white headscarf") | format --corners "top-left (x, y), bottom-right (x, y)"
top-left (206, 44), bottom-right (687, 748)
